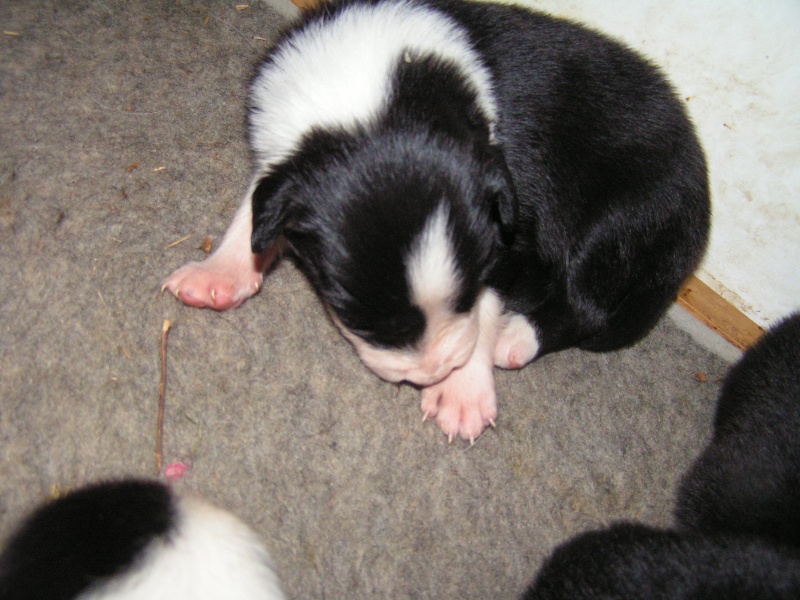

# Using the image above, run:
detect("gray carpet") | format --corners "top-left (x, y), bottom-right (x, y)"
top-left (0, 2), bottom-right (734, 598)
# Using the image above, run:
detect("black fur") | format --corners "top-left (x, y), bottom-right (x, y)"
top-left (431, 0), bottom-right (710, 354)
top-left (676, 313), bottom-right (800, 546)
top-left (249, 0), bottom-right (709, 355)
top-left (0, 480), bottom-right (175, 600)
top-left (523, 523), bottom-right (800, 600)
top-left (522, 314), bottom-right (800, 599)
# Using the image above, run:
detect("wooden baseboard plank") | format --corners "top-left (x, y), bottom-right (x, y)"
top-left (290, 0), bottom-right (323, 10)
top-left (676, 275), bottom-right (764, 350)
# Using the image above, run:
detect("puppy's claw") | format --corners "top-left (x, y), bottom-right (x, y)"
top-left (469, 436), bottom-right (475, 447)
top-left (422, 412), bottom-right (428, 423)
top-left (210, 288), bottom-right (216, 302)
top-left (448, 434), bottom-right (453, 444)
top-left (489, 418), bottom-right (496, 429)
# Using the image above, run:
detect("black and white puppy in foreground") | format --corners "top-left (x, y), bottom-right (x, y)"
top-left (522, 313), bottom-right (800, 599)
top-left (0, 480), bottom-right (286, 600)
top-left (163, 0), bottom-right (710, 442)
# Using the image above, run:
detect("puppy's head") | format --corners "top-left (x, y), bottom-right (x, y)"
top-left (251, 129), bottom-right (515, 386)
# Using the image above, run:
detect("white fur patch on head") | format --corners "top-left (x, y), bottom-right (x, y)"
top-left (406, 204), bottom-right (460, 313)
top-left (248, 0), bottom-right (497, 169)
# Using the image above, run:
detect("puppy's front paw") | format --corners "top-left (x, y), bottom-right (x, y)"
top-left (162, 256), bottom-right (263, 311)
top-left (420, 360), bottom-right (497, 444)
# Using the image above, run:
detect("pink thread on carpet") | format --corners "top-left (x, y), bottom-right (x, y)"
top-left (164, 461), bottom-right (188, 481)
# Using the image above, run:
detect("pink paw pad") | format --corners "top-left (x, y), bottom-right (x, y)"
top-left (162, 259), bottom-right (262, 311)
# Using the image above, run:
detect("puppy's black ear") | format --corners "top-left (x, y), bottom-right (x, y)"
top-left (251, 172), bottom-right (293, 253)
top-left (484, 150), bottom-right (518, 243)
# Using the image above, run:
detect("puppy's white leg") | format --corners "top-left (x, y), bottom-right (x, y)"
top-left (493, 313), bottom-right (540, 369)
top-left (162, 190), bottom-right (279, 311)
top-left (420, 290), bottom-right (502, 444)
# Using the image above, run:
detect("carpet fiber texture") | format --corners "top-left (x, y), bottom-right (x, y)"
top-left (0, 2), bottom-right (732, 598)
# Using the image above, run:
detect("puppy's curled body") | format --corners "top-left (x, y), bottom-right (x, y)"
top-left (429, 0), bottom-right (710, 355)
top-left (163, 0), bottom-right (710, 440)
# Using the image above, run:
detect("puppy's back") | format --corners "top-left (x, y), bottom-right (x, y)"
top-left (522, 523), bottom-right (800, 600)
top-left (431, 0), bottom-right (711, 354)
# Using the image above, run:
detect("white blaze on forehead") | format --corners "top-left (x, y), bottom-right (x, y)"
top-left (248, 0), bottom-right (497, 168)
top-left (407, 204), bottom-right (460, 312)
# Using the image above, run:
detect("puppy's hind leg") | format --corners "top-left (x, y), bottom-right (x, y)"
top-left (162, 190), bottom-right (280, 311)
top-left (493, 313), bottom-right (540, 369)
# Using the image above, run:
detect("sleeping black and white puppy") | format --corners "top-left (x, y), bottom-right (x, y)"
top-left (163, 0), bottom-right (710, 442)
top-left (522, 313), bottom-right (800, 599)
top-left (0, 480), bottom-right (286, 600)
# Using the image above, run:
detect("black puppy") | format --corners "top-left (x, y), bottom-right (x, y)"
top-left (524, 523), bottom-right (800, 600)
top-left (0, 480), bottom-right (286, 600)
top-left (522, 313), bottom-right (800, 599)
top-left (164, 0), bottom-right (709, 442)
top-left (677, 313), bottom-right (800, 546)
